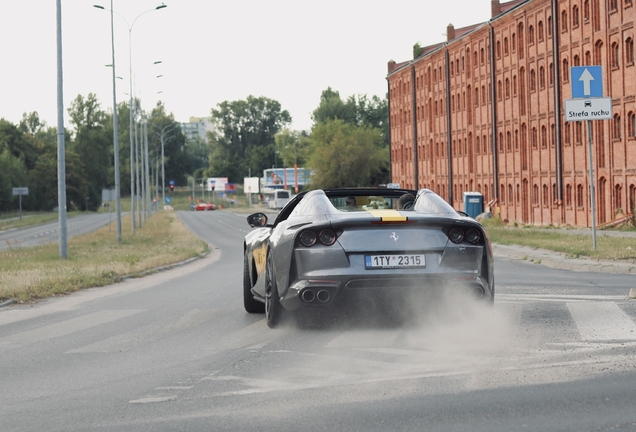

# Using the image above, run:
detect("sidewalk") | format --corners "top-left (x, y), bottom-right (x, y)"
top-left (493, 243), bottom-right (636, 274)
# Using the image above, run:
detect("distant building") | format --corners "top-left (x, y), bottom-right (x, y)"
top-left (180, 116), bottom-right (214, 143)
top-left (387, 0), bottom-right (635, 227)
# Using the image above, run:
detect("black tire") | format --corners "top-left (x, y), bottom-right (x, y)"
top-left (265, 252), bottom-right (284, 328)
top-left (244, 254), bottom-right (264, 313)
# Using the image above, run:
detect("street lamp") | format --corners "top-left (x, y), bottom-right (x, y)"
top-left (93, 2), bottom-right (167, 234)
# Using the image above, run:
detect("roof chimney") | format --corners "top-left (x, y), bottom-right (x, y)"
top-left (491, 0), bottom-right (501, 18)
top-left (388, 60), bottom-right (397, 74)
top-left (447, 23), bottom-right (456, 41)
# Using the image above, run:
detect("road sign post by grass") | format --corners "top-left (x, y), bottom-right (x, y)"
top-left (12, 187), bottom-right (29, 221)
top-left (565, 66), bottom-right (611, 251)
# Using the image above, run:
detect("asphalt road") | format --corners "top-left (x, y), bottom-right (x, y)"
top-left (1, 210), bottom-right (636, 431)
top-left (0, 213), bottom-right (122, 251)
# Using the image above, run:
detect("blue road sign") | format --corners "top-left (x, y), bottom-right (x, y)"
top-left (571, 66), bottom-right (603, 98)
top-left (164, 196), bottom-right (172, 204)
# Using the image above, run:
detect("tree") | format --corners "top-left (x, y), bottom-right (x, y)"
top-left (67, 93), bottom-right (111, 210)
top-left (308, 119), bottom-right (388, 189)
top-left (208, 96), bottom-right (291, 182)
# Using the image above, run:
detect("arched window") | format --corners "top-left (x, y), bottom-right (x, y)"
top-left (562, 58), bottom-right (570, 83)
top-left (583, 0), bottom-right (590, 21)
top-left (577, 184), bottom-right (584, 208)
top-left (548, 16), bottom-right (553, 37)
top-left (532, 127), bottom-right (538, 148)
top-left (585, 50), bottom-right (592, 65)
top-left (500, 184), bottom-right (506, 204)
top-left (613, 114), bottom-right (622, 139)
top-left (513, 75), bottom-right (517, 95)
top-left (498, 80), bottom-right (503, 100)
top-left (505, 78), bottom-right (510, 98)
top-left (566, 184), bottom-right (572, 207)
top-left (481, 85), bottom-right (486, 105)
top-left (629, 111), bottom-right (636, 137)
top-left (538, 21), bottom-right (544, 41)
top-left (476, 136), bottom-right (480, 154)
top-left (541, 125), bottom-right (547, 148)
top-left (529, 25), bottom-right (535, 44)
top-left (533, 184), bottom-right (539, 205)
top-left (506, 131), bottom-right (512, 151)
top-left (504, 37), bottom-right (509, 55)
top-left (480, 48), bottom-right (485, 65)
top-left (573, 55), bottom-right (580, 66)
top-left (572, 5), bottom-right (580, 28)
top-left (496, 40), bottom-right (501, 58)
top-left (561, 10), bottom-right (568, 32)
top-left (539, 66), bottom-right (546, 89)
top-left (543, 184), bottom-right (549, 207)
top-left (530, 69), bottom-right (536, 91)
top-left (626, 38), bottom-right (635, 65)
top-left (615, 183), bottom-right (622, 211)
top-left (594, 40), bottom-right (604, 65)
top-left (508, 184), bottom-right (513, 204)
top-left (611, 42), bottom-right (620, 69)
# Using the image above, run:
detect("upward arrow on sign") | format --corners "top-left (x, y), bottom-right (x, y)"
top-left (579, 68), bottom-right (595, 96)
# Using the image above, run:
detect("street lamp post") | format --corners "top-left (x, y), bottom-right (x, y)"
top-left (93, 3), bottom-right (167, 234)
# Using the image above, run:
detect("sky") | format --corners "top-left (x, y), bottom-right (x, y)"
top-left (0, 0), bottom-right (493, 132)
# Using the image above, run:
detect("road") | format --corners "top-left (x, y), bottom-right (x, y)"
top-left (0, 213), bottom-right (121, 251)
top-left (1, 210), bottom-right (636, 431)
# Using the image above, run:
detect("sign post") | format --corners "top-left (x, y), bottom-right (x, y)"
top-left (565, 66), bottom-right (611, 251)
top-left (12, 187), bottom-right (29, 220)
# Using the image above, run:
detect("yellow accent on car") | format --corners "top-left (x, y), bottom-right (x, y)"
top-left (367, 209), bottom-right (408, 222)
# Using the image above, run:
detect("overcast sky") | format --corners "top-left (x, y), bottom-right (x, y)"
top-left (0, 0), bottom-right (492, 132)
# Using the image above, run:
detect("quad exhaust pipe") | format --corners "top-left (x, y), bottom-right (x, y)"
top-left (301, 289), bottom-right (331, 303)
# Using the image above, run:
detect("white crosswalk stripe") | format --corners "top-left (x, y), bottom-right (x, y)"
top-left (567, 301), bottom-right (636, 341)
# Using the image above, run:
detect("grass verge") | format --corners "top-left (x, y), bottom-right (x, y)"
top-left (0, 212), bottom-right (208, 304)
top-left (482, 218), bottom-right (636, 261)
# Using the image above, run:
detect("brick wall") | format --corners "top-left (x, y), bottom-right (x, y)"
top-left (388, 0), bottom-right (636, 227)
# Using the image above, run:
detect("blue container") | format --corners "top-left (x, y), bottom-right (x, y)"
top-left (462, 192), bottom-right (483, 219)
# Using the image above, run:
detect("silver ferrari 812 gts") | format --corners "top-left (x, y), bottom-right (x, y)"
top-left (243, 188), bottom-right (494, 327)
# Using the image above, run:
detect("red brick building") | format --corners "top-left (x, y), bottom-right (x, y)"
top-left (387, 0), bottom-right (635, 227)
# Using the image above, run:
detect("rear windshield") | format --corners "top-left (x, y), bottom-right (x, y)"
top-left (276, 191), bottom-right (290, 199)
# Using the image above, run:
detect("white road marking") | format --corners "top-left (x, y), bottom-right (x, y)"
top-left (325, 330), bottom-right (401, 348)
top-left (0, 310), bottom-right (143, 352)
top-left (567, 301), bottom-right (636, 341)
top-left (67, 309), bottom-right (223, 353)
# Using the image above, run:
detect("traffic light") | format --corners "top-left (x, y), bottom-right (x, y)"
top-left (170, 184), bottom-right (174, 191)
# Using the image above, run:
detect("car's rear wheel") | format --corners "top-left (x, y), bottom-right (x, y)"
top-left (244, 254), bottom-right (264, 313)
top-left (265, 252), bottom-right (283, 328)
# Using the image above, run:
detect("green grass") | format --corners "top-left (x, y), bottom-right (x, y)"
top-left (0, 212), bottom-right (208, 304)
top-left (482, 218), bottom-right (636, 261)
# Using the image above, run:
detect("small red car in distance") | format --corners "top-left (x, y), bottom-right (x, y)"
top-left (194, 202), bottom-right (216, 211)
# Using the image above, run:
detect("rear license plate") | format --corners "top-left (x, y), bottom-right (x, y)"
top-left (365, 254), bottom-right (425, 269)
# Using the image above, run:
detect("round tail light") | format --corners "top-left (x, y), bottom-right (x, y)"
top-left (448, 227), bottom-right (465, 244)
top-left (466, 228), bottom-right (482, 244)
top-left (318, 229), bottom-right (337, 246)
top-left (299, 230), bottom-right (317, 247)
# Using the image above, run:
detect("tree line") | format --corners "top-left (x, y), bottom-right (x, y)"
top-left (0, 87), bottom-right (389, 213)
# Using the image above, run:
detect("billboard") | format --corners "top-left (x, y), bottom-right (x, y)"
top-left (244, 177), bottom-right (259, 194)
top-left (263, 168), bottom-right (311, 188)
top-left (206, 177), bottom-right (228, 191)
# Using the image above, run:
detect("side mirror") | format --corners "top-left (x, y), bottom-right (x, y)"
top-left (247, 212), bottom-right (268, 228)
top-left (456, 210), bottom-right (469, 217)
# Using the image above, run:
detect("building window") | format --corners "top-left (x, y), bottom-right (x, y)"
top-left (573, 5), bottom-right (580, 27)
top-left (562, 59), bottom-right (569, 83)
top-left (499, 132), bottom-right (504, 152)
top-left (530, 69), bottom-right (536, 91)
top-left (529, 25), bottom-right (535, 44)
top-left (500, 185), bottom-right (506, 204)
top-left (532, 127), bottom-right (538, 148)
top-left (498, 80), bottom-right (503, 100)
top-left (611, 42), bottom-right (620, 69)
top-left (609, 0), bottom-right (618, 11)
top-left (615, 184), bottom-right (622, 211)
top-left (507, 131), bottom-right (512, 151)
top-left (508, 184), bottom-right (514, 203)
top-left (561, 10), bottom-right (568, 32)
top-left (548, 16), bottom-right (553, 37)
top-left (629, 111), bottom-right (636, 137)
top-left (473, 50), bottom-right (478, 67)
top-left (577, 184), bottom-right (584, 208)
top-left (533, 184), bottom-right (539, 205)
top-left (515, 129), bottom-right (519, 149)
top-left (564, 122), bottom-right (571, 144)
top-left (627, 38), bottom-right (635, 65)
top-left (539, 66), bottom-right (546, 89)
top-left (574, 54), bottom-right (580, 66)
top-left (549, 63), bottom-right (554, 86)
top-left (543, 184), bottom-right (549, 207)
top-left (613, 114), bottom-right (622, 139)
top-left (504, 37), bottom-right (509, 55)
top-left (505, 78), bottom-right (510, 98)
top-left (566, 184), bottom-right (573, 207)
top-left (512, 33), bottom-right (516, 52)
top-left (481, 85), bottom-right (486, 105)
top-left (594, 40), bottom-right (603, 65)
top-left (538, 21), bottom-right (544, 41)
top-left (475, 88), bottom-right (479, 106)
top-left (583, 0), bottom-right (590, 21)
top-left (541, 125), bottom-right (547, 148)
top-left (476, 136), bottom-right (480, 154)
top-left (575, 122), bottom-right (583, 143)
top-left (513, 75), bottom-right (517, 95)
top-left (480, 47), bottom-right (485, 65)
